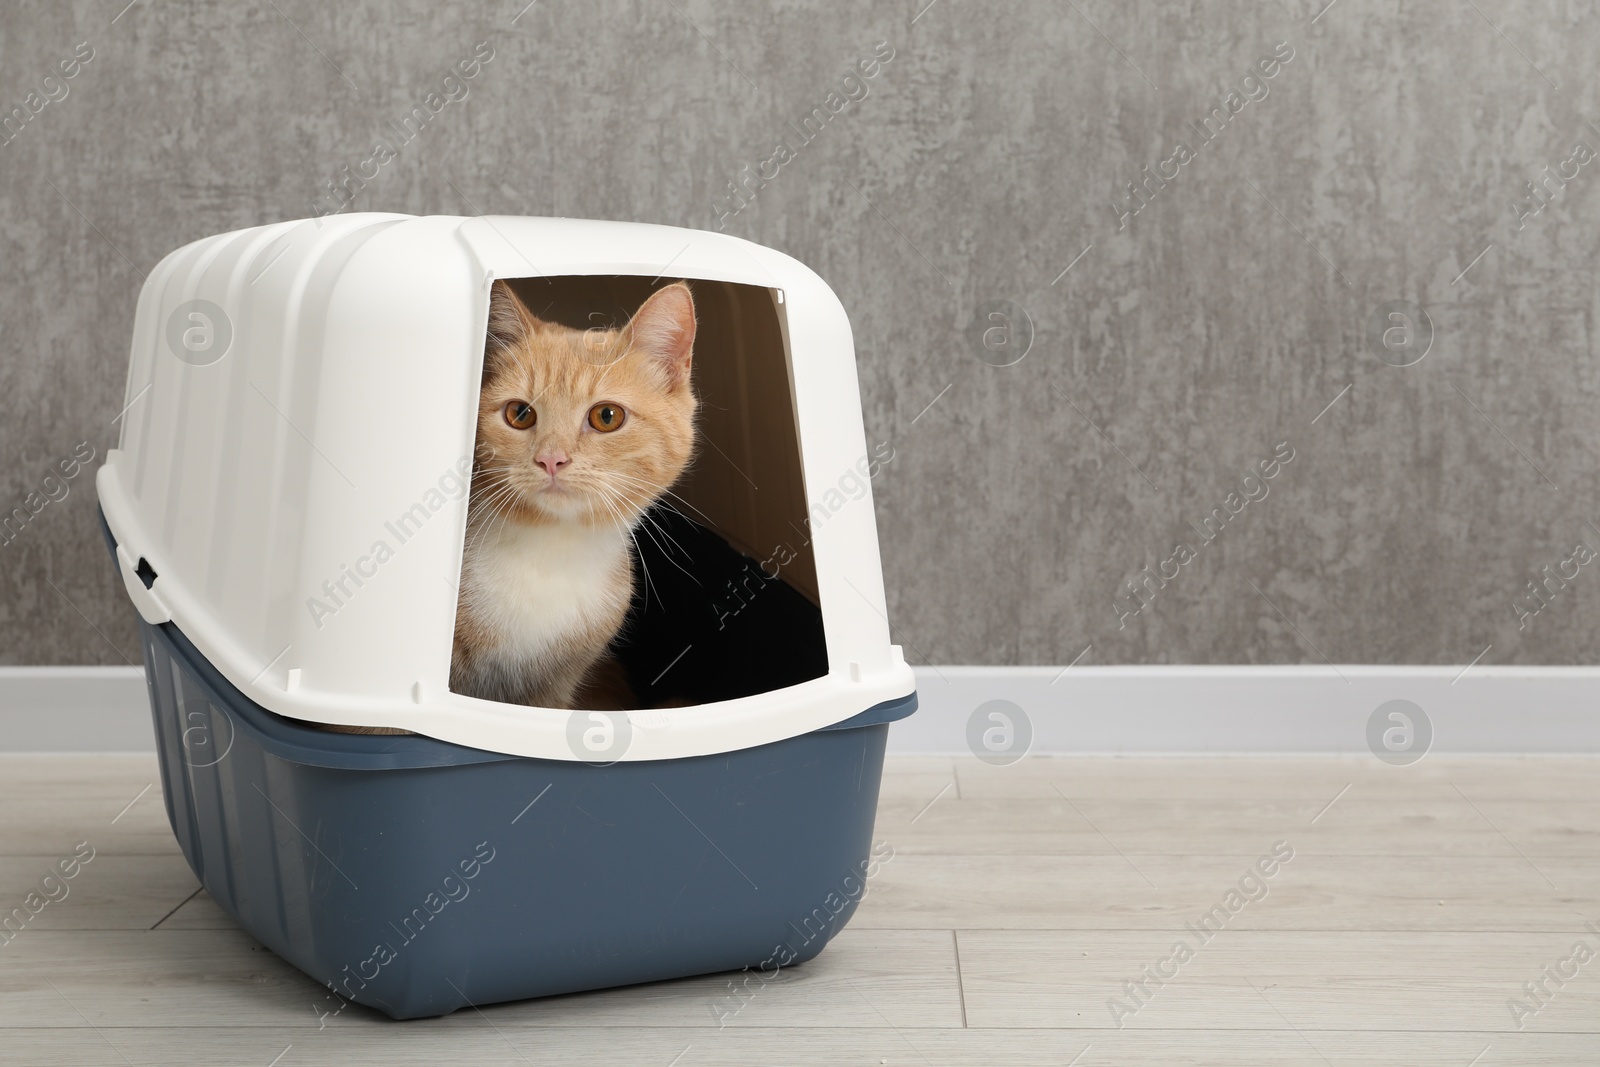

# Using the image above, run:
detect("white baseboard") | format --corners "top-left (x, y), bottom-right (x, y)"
top-left (897, 665), bottom-right (1600, 755)
top-left (0, 665), bottom-right (1594, 754)
top-left (0, 667), bottom-right (151, 752)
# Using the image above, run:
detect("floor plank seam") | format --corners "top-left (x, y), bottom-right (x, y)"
top-left (951, 929), bottom-right (968, 1028)
top-left (148, 885), bottom-right (204, 930)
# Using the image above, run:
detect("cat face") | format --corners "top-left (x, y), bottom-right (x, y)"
top-left (472, 281), bottom-right (698, 527)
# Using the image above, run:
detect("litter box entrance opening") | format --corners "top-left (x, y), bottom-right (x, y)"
top-left (453, 275), bottom-right (828, 711)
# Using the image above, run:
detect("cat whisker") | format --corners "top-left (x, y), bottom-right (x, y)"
top-left (582, 482), bottom-right (644, 530)
top-left (464, 488), bottom-right (513, 530)
top-left (606, 472), bottom-right (719, 531)
top-left (617, 517), bottom-right (660, 613)
top-left (629, 527), bottom-right (658, 612)
top-left (602, 482), bottom-right (703, 565)
top-left (610, 499), bottom-right (701, 589)
top-left (466, 475), bottom-right (519, 513)
top-left (590, 484), bottom-right (660, 611)
top-left (466, 477), bottom-right (517, 507)
top-left (464, 481), bottom-right (526, 551)
top-left (635, 510), bottom-right (695, 569)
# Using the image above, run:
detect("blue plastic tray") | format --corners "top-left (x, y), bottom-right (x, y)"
top-left (107, 514), bottom-right (914, 1019)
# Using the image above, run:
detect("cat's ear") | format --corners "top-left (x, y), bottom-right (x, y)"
top-left (485, 280), bottom-right (534, 357)
top-left (626, 282), bottom-right (696, 389)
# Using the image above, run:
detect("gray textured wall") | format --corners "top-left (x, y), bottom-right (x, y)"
top-left (1, 0), bottom-right (1597, 667)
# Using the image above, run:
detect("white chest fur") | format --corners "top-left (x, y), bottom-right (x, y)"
top-left (460, 519), bottom-right (631, 666)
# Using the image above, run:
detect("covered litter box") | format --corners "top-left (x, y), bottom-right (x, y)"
top-left (96, 213), bottom-right (916, 1018)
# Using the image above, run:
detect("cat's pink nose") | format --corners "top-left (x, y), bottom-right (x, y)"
top-left (535, 452), bottom-right (570, 478)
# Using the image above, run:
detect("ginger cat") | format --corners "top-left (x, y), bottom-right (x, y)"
top-left (450, 280), bottom-right (698, 709)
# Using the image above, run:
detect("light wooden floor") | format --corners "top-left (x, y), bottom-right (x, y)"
top-left (2, 754), bottom-right (1597, 1065)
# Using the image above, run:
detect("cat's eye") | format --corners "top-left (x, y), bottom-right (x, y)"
top-left (503, 401), bottom-right (536, 430)
top-left (588, 403), bottom-right (626, 433)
